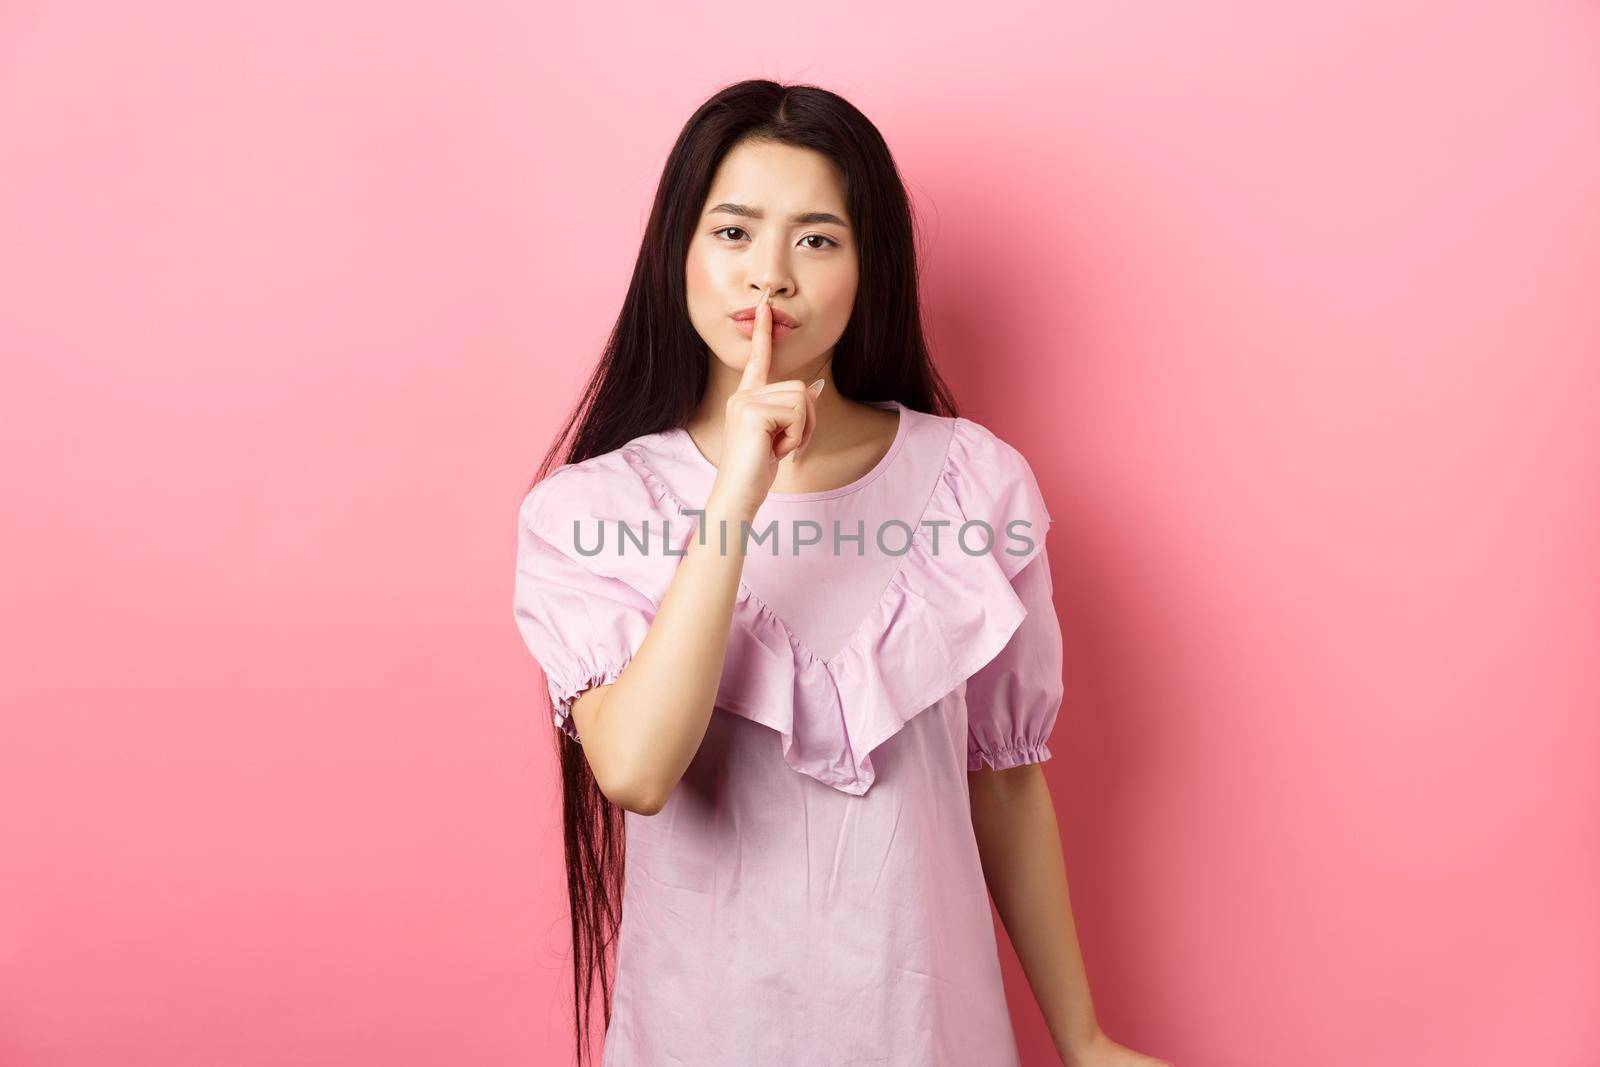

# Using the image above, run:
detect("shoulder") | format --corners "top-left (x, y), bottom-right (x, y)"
top-left (518, 430), bottom-right (680, 540)
top-left (936, 411), bottom-right (1044, 494)
top-left (520, 452), bottom-right (618, 530)
top-left (921, 410), bottom-right (1052, 573)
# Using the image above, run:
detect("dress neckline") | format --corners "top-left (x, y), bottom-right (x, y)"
top-left (671, 400), bottom-right (908, 502)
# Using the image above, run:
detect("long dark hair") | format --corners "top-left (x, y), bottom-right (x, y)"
top-left (524, 78), bottom-right (960, 1066)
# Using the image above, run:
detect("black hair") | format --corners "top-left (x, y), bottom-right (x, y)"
top-left (523, 77), bottom-right (960, 1066)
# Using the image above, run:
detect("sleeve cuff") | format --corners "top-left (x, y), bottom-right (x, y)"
top-left (968, 740), bottom-right (1053, 771)
top-left (547, 660), bottom-right (631, 745)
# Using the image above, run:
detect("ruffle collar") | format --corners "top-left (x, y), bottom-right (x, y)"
top-left (524, 406), bottom-right (1052, 795)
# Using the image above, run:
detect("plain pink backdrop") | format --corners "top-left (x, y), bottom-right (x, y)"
top-left (3, 2), bottom-right (1597, 1065)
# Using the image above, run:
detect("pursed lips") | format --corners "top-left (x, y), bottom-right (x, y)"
top-left (730, 307), bottom-right (801, 328)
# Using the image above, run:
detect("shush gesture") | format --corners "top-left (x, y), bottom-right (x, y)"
top-left (712, 285), bottom-right (826, 512)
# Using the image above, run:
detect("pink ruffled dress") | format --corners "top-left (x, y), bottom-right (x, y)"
top-left (513, 400), bottom-right (1063, 1065)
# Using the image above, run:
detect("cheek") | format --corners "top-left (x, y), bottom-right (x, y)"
top-left (812, 267), bottom-right (859, 325)
top-left (684, 243), bottom-right (732, 321)
top-left (684, 246), bottom-right (710, 302)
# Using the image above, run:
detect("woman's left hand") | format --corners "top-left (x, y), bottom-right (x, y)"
top-left (1058, 1025), bottom-right (1174, 1067)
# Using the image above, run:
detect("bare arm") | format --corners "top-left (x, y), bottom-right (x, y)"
top-left (568, 285), bottom-right (819, 815)
top-left (568, 489), bottom-right (757, 815)
top-left (969, 763), bottom-right (1102, 1061)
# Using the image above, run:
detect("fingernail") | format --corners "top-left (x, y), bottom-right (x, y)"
top-left (807, 378), bottom-right (825, 396)
top-left (758, 287), bottom-right (770, 310)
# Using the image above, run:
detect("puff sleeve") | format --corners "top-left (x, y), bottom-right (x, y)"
top-left (512, 481), bottom-right (659, 745)
top-left (964, 542), bottom-right (1065, 772)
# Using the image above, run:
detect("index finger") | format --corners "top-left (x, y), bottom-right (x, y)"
top-left (737, 286), bottom-right (773, 392)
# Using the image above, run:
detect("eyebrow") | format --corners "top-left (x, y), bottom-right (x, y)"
top-left (705, 202), bottom-right (852, 229)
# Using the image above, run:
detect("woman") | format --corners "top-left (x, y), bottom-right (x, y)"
top-left (514, 78), bottom-right (1170, 1067)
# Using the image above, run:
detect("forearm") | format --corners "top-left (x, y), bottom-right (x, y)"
top-left (573, 491), bottom-right (755, 811)
top-left (968, 764), bottom-right (1100, 1059)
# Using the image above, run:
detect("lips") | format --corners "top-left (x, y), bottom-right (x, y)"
top-left (732, 317), bottom-right (794, 338)
top-left (730, 305), bottom-right (801, 328)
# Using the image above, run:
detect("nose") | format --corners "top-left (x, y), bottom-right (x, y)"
top-left (748, 248), bottom-right (793, 301)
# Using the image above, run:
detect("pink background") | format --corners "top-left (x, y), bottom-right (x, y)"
top-left (3, 2), bottom-right (1597, 1064)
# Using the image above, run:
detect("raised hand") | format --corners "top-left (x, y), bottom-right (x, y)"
top-left (711, 285), bottom-right (825, 513)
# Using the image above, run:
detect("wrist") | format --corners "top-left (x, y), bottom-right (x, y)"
top-left (689, 495), bottom-right (758, 559)
top-left (1054, 1018), bottom-right (1106, 1065)
top-left (703, 488), bottom-right (760, 528)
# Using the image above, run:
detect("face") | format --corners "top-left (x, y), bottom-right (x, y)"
top-left (685, 139), bottom-right (859, 383)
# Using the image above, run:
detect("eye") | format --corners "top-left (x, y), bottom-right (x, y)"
top-left (710, 226), bottom-right (840, 250)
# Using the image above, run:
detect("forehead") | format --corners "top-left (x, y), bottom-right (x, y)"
top-left (701, 140), bottom-right (847, 214)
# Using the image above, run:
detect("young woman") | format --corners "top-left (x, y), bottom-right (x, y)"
top-left (514, 79), bottom-right (1170, 1067)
